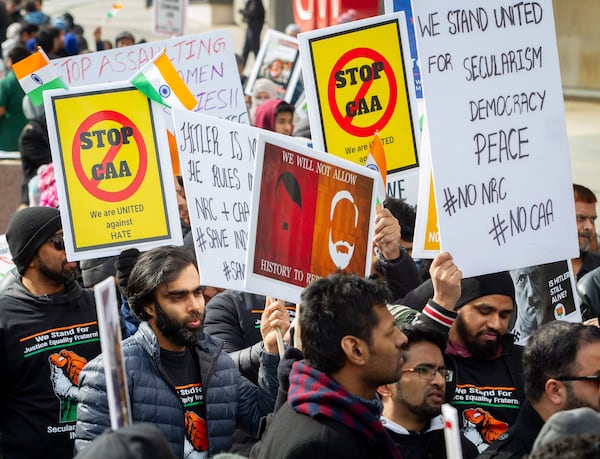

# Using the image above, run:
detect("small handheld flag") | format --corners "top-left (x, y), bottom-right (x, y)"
top-left (365, 131), bottom-right (387, 207)
top-left (107, 3), bottom-right (123, 19)
top-left (130, 49), bottom-right (197, 111)
top-left (12, 48), bottom-right (67, 107)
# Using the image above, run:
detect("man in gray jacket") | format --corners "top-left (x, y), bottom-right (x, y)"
top-left (75, 246), bottom-right (286, 458)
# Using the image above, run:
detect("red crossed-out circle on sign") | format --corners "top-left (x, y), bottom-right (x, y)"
top-left (328, 47), bottom-right (397, 137)
top-left (72, 110), bottom-right (148, 202)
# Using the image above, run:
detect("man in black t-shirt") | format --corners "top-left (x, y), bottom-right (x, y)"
top-left (0, 207), bottom-right (101, 459)
top-left (403, 252), bottom-right (525, 453)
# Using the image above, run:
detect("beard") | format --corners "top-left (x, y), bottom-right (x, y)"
top-left (35, 255), bottom-right (79, 285)
top-left (154, 301), bottom-right (204, 348)
top-left (564, 382), bottom-right (595, 410)
top-left (395, 382), bottom-right (442, 421)
top-left (455, 314), bottom-right (500, 359)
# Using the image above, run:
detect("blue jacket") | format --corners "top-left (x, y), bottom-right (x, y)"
top-left (75, 322), bottom-right (279, 457)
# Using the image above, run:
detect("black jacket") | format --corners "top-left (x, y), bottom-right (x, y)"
top-left (255, 402), bottom-right (396, 459)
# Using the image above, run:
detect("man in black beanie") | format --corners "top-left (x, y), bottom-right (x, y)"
top-left (400, 252), bottom-right (524, 454)
top-left (0, 207), bottom-right (101, 459)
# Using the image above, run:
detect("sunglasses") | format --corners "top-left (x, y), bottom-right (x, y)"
top-left (554, 375), bottom-right (600, 384)
top-left (46, 236), bottom-right (65, 251)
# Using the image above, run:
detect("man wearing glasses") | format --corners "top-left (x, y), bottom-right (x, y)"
top-left (378, 322), bottom-right (478, 459)
top-left (0, 207), bottom-right (101, 459)
top-left (480, 320), bottom-right (600, 459)
top-left (403, 252), bottom-right (524, 453)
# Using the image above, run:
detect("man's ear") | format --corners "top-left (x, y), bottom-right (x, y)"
top-left (143, 303), bottom-right (156, 320)
top-left (341, 335), bottom-right (367, 366)
top-left (545, 378), bottom-right (566, 407)
top-left (377, 384), bottom-right (393, 398)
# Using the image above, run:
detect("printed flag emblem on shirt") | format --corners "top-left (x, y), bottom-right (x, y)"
top-left (365, 132), bottom-right (387, 206)
top-left (130, 49), bottom-right (197, 111)
top-left (12, 48), bottom-right (67, 106)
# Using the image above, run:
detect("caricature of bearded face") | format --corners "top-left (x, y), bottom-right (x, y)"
top-left (328, 190), bottom-right (358, 269)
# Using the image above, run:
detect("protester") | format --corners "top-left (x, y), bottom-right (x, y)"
top-left (0, 207), bottom-right (101, 458)
top-left (75, 246), bottom-right (285, 457)
top-left (255, 273), bottom-right (407, 458)
top-left (378, 322), bottom-right (479, 459)
top-left (402, 252), bottom-right (524, 453)
top-left (253, 98), bottom-right (295, 135)
top-left (18, 95), bottom-right (51, 206)
top-left (571, 184), bottom-right (600, 279)
top-left (528, 407), bottom-right (600, 458)
top-left (479, 321), bottom-right (600, 458)
top-left (249, 77), bottom-right (278, 123)
top-left (239, 0), bottom-right (264, 66)
top-left (0, 44), bottom-right (29, 152)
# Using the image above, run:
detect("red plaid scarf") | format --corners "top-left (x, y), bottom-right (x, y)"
top-left (288, 361), bottom-right (401, 459)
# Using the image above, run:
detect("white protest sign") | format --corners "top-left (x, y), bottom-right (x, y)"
top-left (94, 277), bottom-right (132, 430)
top-left (171, 109), bottom-right (292, 290)
top-left (52, 30), bottom-right (248, 124)
top-left (154, 0), bottom-right (188, 37)
top-left (412, 0), bottom-right (578, 276)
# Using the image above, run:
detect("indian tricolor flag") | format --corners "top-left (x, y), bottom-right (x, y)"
top-left (12, 49), bottom-right (67, 107)
top-left (365, 132), bottom-right (387, 207)
top-left (106, 3), bottom-right (123, 19)
top-left (130, 50), bottom-right (197, 111)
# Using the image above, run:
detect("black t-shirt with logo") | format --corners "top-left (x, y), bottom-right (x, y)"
top-left (161, 348), bottom-right (208, 458)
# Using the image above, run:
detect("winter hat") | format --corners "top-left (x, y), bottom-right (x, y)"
top-left (6, 207), bottom-right (62, 274)
top-left (531, 407), bottom-right (600, 453)
top-left (74, 423), bottom-right (176, 459)
top-left (402, 271), bottom-right (515, 311)
top-left (80, 255), bottom-right (118, 288)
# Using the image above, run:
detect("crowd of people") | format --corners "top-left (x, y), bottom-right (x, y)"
top-left (1, 0), bottom-right (600, 458)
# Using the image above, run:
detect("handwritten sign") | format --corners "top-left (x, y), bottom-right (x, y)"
top-left (52, 30), bottom-right (248, 124)
top-left (413, 0), bottom-right (578, 276)
top-left (245, 132), bottom-right (377, 303)
top-left (299, 12), bottom-right (420, 177)
top-left (171, 109), bottom-right (269, 290)
top-left (45, 83), bottom-right (182, 261)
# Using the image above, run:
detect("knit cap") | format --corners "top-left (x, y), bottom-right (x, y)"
top-left (531, 407), bottom-right (600, 452)
top-left (402, 271), bottom-right (515, 311)
top-left (6, 207), bottom-right (62, 274)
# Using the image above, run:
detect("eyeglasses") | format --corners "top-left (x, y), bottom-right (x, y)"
top-left (46, 235), bottom-right (65, 251)
top-left (402, 366), bottom-right (454, 382)
top-left (554, 375), bottom-right (600, 384)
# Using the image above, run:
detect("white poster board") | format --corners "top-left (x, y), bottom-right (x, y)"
top-left (154, 0), bottom-right (188, 37)
top-left (412, 0), bottom-right (578, 276)
top-left (171, 109), bottom-right (281, 290)
top-left (52, 30), bottom-right (248, 124)
top-left (94, 277), bottom-right (132, 430)
top-left (245, 132), bottom-right (378, 303)
top-left (244, 29), bottom-right (302, 103)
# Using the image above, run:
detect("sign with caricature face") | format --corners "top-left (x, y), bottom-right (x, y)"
top-left (245, 132), bottom-right (378, 303)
